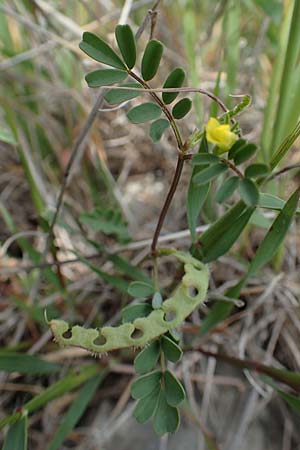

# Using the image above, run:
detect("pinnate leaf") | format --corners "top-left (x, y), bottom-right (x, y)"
top-left (161, 335), bottom-right (182, 363)
top-left (141, 40), bottom-right (163, 81)
top-left (233, 143), bottom-right (257, 165)
top-left (216, 176), bottom-right (239, 203)
top-left (105, 82), bottom-right (141, 104)
top-left (127, 102), bottom-right (161, 124)
top-left (162, 68), bottom-right (185, 104)
top-left (85, 69), bottom-right (127, 87)
top-left (153, 389), bottom-right (179, 435)
top-left (122, 303), bottom-right (153, 323)
top-left (79, 32), bottom-right (126, 69)
top-left (133, 385), bottom-right (160, 423)
top-left (245, 163), bottom-right (269, 178)
top-left (164, 370), bottom-right (185, 406)
top-left (115, 24), bottom-right (136, 69)
top-left (128, 281), bottom-right (154, 298)
top-left (131, 370), bottom-right (162, 399)
top-left (239, 178), bottom-right (259, 206)
top-left (193, 163), bottom-right (227, 185)
top-left (149, 119), bottom-right (170, 142)
top-left (192, 153), bottom-right (219, 165)
top-left (172, 98), bottom-right (192, 119)
top-left (134, 340), bottom-right (160, 374)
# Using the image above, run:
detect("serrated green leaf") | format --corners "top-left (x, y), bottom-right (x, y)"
top-left (85, 69), bottom-right (127, 87)
top-left (134, 340), bottom-right (160, 374)
top-left (164, 370), bottom-right (185, 406)
top-left (233, 143), bottom-right (257, 165)
top-left (3, 414), bottom-right (28, 450)
top-left (153, 389), bottom-right (179, 435)
top-left (0, 353), bottom-right (60, 374)
top-left (215, 176), bottom-right (239, 203)
top-left (245, 163), bottom-right (269, 178)
top-left (161, 335), bottom-right (182, 363)
top-left (104, 82), bottom-right (142, 104)
top-left (191, 153), bottom-right (219, 165)
top-left (239, 178), bottom-right (259, 206)
top-left (79, 32), bottom-right (126, 69)
top-left (47, 373), bottom-right (105, 450)
top-left (128, 281), bottom-right (154, 298)
top-left (152, 292), bottom-right (163, 309)
top-left (172, 98), bottom-right (192, 119)
top-left (193, 163), bottom-right (227, 185)
top-left (141, 39), bottom-right (163, 81)
top-left (115, 24), bottom-right (136, 69)
top-left (127, 102), bottom-right (161, 124)
top-left (133, 385), bottom-right (160, 423)
top-left (162, 68), bottom-right (185, 104)
top-left (122, 303), bottom-right (153, 323)
top-left (228, 138), bottom-right (247, 159)
top-left (149, 119), bottom-right (170, 142)
top-left (131, 370), bottom-right (162, 399)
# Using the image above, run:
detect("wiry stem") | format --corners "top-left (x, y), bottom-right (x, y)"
top-left (151, 157), bottom-right (184, 254)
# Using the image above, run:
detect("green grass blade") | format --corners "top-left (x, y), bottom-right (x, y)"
top-left (0, 353), bottom-right (61, 374)
top-left (47, 373), bottom-right (106, 450)
top-left (245, 187), bottom-right (300, 279)
top-left (270, 1), bottom-right (300, 152)
top-left (260, 1), bottom-right (294, 162)
top-left (223, 0), bottom-right (240, 106)
top-left (200, 187), bottom-right (300, 335)
top-left (2, 414), bottom-right (28, 450)
top-left (0, 365), bottom-right (101, 430)
top-left (269, 119), bottom-right (300, 170)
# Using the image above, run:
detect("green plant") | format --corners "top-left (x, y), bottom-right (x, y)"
top-left (2, 4), bottom-right (300, 446)
top-left (47, 23), bottom-right (300, 436)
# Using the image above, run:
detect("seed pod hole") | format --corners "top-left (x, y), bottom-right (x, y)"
top-left (62, 329), bottom-right (72, 339)
top-left (164, 311), bottom-right (177, 322)
top-left (93, 333), bottom-right (107, 346)
top-left (131, 328), bottom-right (144, 339)
top-left (188, 286), bottom-right (199, 297)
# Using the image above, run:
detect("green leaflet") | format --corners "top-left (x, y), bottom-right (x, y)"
top-left (50, 252), bottom-right (209, 354)
top-left (162, 68), bottom-right (186, 104)
top-left (141, 39), bottom-right (164, 81)
top-left (79, 32), bottom-right (126, 70)
top-left (172, 98), bottom-right (192, 119)
top-left (85, 69), bottom-right (127, 88)
top-left (127, 102), bottom-right (162, 124)
top-left (115, 24), bottom-right (136, 69)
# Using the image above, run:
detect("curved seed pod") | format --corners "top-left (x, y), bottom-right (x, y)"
top-left (115, 24), bottom-right (136, 69)
top-left (141, 39), bottom-right (164, 81)
top-left (172, 98), bottom-right (192, 119)
top-left (162, 68), bottom-right (185, 104)
top-left (49, 252), bottom-right (209, 355)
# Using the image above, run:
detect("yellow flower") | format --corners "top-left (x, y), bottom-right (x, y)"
top-left (206, 117), bottom-right (237, 153)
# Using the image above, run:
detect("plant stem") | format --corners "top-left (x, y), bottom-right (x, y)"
top-left (128, 70), bottom-right (183, 149)
top-left (151, 156), bottom-right (184, 254)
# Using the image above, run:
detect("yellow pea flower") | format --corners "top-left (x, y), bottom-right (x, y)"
top-left (206, 117), bottom-right (237, 153)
